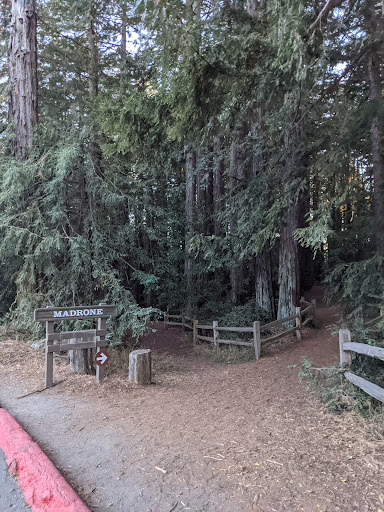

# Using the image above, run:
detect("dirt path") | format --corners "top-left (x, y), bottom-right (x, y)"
top-left (0, 297), bottom-right (383, 512)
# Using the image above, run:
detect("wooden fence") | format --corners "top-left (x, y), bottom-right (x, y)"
top-left (339, 328), bottom-right (384, 403)
top-left (364, 308), bottom-right (383, 332)
top-left (164, 299), bottom-right (317, 360)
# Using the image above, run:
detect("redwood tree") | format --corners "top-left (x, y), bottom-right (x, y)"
top-left (9, 0), bottom-right (38, 158)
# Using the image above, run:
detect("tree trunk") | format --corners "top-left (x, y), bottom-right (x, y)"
top-left (213, 136), bottom-right (225, 236)
top-left (8, 0), bottom-right (38, 159)
top-left (298, 188), bottom-right (315, 293)
top-left (255, 242), bottom-right (275, 318)
top-left (230, 123), bottom-right (246, 306)
top-left (277, 202), bottom-right (300, 319)
top-left (367, 41), bottom-right (384, 254)
top-left (120, 2), bottom-right (127, 93)
top-left (251, 106), bottom-right (275, 317)
top-left (185, 148), bottom-right (196, 316)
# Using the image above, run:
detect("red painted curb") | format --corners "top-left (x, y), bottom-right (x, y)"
top-left (0, 408), bottom-right (90, 512)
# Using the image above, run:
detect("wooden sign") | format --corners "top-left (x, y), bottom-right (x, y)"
top-left (34, 304), bottom-right (117, 322)
top-left (34, 303), bottom-right (116, 388)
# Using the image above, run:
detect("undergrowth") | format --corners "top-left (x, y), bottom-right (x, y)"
top-left (299, 355), bottom-right (384, 417)
top-left (194, 342), bottom-right (255, 364)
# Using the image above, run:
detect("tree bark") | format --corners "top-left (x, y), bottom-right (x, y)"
top-left (213, 136), bottom-right (225, 236)
top-left (185, 148), bottom-right (196, 316)
top-left (230, 123), bottom-right (246, 306)
top-left (366, 8), bottom-right (384, 254)
top-left (251, 105), bottom-right (275, 316)
top-left (277, 202), bottom-right (300, 319)
top-left (255, 242), bottom-right (275, 318)
top-left (129, 349), bottom-right (152, 385)
top-left (8, 0), bottom-right (38, 159)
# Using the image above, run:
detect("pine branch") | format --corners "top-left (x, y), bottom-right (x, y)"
top-left (309, 0), bottom-right (345, 32)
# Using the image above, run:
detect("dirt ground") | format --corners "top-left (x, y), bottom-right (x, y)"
top-left (0, 294), bottom-right (384, 512)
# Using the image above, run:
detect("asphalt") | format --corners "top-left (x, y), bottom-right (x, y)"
top-left (0, 448), bottom-right (31, 511)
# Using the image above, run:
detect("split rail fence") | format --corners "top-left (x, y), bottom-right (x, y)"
top-left (339, 312), bottom-right (384, 404)
top-left (164, 298), bottom-right (316, 360)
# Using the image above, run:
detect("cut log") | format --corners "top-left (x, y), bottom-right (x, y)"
top-left (69, 339), bottom-right (91, 375)
top-left (129, 349), bottom-right (152, 385)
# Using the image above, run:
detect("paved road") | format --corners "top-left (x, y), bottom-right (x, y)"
top-left (0, 448), bottom-right (30, 511)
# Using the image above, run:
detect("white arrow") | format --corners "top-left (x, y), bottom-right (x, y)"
top-left (96, 352), bottom-right (108, 365)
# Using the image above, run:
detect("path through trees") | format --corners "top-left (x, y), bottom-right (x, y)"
top-left (0, 301), bottom-right (383, 512)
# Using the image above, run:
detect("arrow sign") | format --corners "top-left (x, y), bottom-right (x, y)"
top-left (95, 350), bottom-right (109, 366)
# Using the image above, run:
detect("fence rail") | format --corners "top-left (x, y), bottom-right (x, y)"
top-left (164, 299), bottom-right (316, 360)
top-left (339, 329), bottom-right (384, 404)
top-left (364, 308), bottom-right (383, 330)
top-left (300, 297), bottom-right (316, 327)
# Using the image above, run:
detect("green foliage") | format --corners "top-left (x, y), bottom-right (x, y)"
top-left (299, 355), bottom-right (384, 416)
top-left (215, 300), bottom-right (271, 327)
top-left (325, 254), bottom-right (384, 314)
top-left (1, 0), bottom-right (383, 368)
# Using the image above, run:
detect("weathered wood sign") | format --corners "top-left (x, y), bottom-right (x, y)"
top-left (34, 304), bottom-right (117, 322)
top-left (34, 303), bottom-right (117, 388)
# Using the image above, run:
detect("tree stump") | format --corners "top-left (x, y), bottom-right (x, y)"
top-left (129, 349), bottom-right (152, 385)
top-left (69, 339), bottom-right (91, 375)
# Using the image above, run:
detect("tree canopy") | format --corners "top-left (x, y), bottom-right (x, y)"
top-left (0, 0), bottom-right (383, 339)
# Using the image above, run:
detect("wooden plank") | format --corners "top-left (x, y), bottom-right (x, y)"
top-left (196, 334), bottom-right (214, 342)
top-left (213, 321), bottom-right (218, 346)
top-left (339, 329), bottom-right (352, 365)
top-left (196, 324), bottom-right (214, 330)
top-left (97, 311), bottom-right (107, 383)
top-left (184, 323), bottom-right (193, 330)
top-left (167, 314), bottom-right (182, 319)
top-left (216, 326), bottom-right (254, 333)
top-left (45, 321), bottom-right (54, 388)
top-left (216, 339), bottom-right (253, 347)
top-left (302, 316), bottom-right (314, 327)
top-left (34, 304), bottom-right (117, 322)
top-left (253, 321), bottom-right (261, 360)
top-left (301, 305), bottom-right (313, 315)
top-left (311, 299), bottom-right (317, 318)
top-left (296, 307), bottom-right (302, 340)
top-left (165, 321), bottom-right (183, 326)
top-left (344, 372), bottom-right (384, 404)
top-left (260, 315), bottom-right (299, 332)
top-left (343, 342), bottom-right (384, 362)
top-left (184, 316), bottom-right (192, 321)
top-left (300, 299), bottom-right (312, 307)
top-left (49, 340), bottom-right (108, 352)
top-left (193, 319), bottom-right (198, 346)
top-left (261, 327), bottom-right (298, 345)
top-left (364, 315), bottom-right (382, 327)
top-left (47, 329), bottom-right (101, 341)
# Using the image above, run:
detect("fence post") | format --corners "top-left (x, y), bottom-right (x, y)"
top-left (311, 299), bottom-right (317, 319)
top-left (164, 312), bottom-right (168, 329)
top-left (300, 296), bottom-right (305, 306)
top-left (296, 307), bottom-right (302, 340)
top-left (213, 321), bottom-right (218, 346)
top-left (253, 321), bottom-right (261, 360)
top-left (339, 329), bottom-right (352, 365)
top-left (45, 319), bottom-right (54, 388)
top-left (193, 319), bottom-right (198, 346)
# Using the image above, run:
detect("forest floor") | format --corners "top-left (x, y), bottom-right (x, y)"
top-left (0, 288), bottom-right (384, 512)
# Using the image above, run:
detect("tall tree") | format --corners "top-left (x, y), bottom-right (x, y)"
top-left (8, 0), bottom-right (38, 158)
top-left (363, 1), bottom-right (384, 254)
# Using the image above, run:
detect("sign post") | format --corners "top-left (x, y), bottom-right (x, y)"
top-left (34, 303), bottom-right (117, 387)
